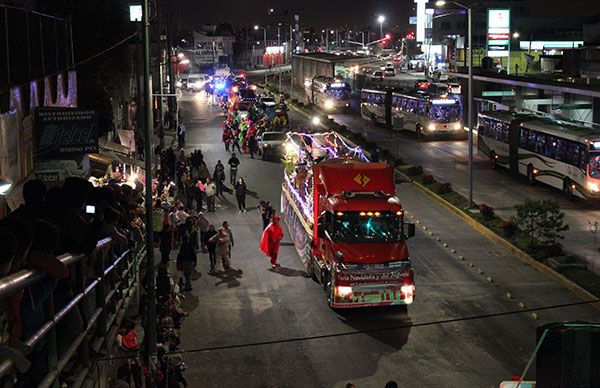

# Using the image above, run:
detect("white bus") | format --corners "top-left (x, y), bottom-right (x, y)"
top-left (305, 76), bottom-right (351, 111)
top-left (360, 88), bottom-right (464, 139)
top-left (477, 111), bottom-right (600, 199)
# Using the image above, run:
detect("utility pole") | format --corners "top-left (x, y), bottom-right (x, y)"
top-left (142, 1), bottom-right (157, 386)
top-left (166, 0), bottom-right (177, 132)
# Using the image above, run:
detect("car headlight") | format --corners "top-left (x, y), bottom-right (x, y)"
top-left (454, 122), bottom-right (462, 130)
top-left (324, 100), bottom-right (334, 110)
top-left (428, 123), bottom-right (436, 131)
top-left (263, 143), bottom-right (270, 148)
top-left (284, 143), bottom-right (295, 154)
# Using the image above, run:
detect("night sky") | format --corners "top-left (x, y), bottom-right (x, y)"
top-left (173, 0), bottom-right (600, 29)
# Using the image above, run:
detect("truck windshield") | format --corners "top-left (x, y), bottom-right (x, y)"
top-left (590, 152), bottom-right (600, 177)
top-left (331, 211), bottom-right (401, 243)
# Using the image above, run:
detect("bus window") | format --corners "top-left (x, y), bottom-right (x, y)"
top-left (401, 98), bottom-right (409, 111)
top-left (556, 139), bottom-right (570, 163)
top-left (579, 147), bottom-right (588, 170)
top-left (520, 128), bottom-right (528, 148)
top-left (534, 133), bottom-right (546, 154)
top-left (417, 101), bottom-right (427, 116)
top-left (392, 95), bottom-right (400, 107)
top-left (527, 130), bottom-right (537, 152)
top-left (545, 136), bottom-right (557, 158)
top-left (590, 153), bottom-right (600, 177)
top-left (502, 123), bottom-right (510, 143)
top-left (429, 105), bottom-right (460, 123)
top-left (361, 92), bottom-right (369, 102)
top-left (567, 142), bottom-right (581, 168)
top-left (406, 99), bottom-right (417, 112)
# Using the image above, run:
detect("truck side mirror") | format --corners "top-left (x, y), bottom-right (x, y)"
top-left (317, 215), bottom-right (327, 238)
top-left (404, 223), bottom-right (416, 239)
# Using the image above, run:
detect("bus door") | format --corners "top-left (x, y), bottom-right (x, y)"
top-left (508, 120), bottom-right (521, 172)
top-left (385, 91), bottom-right (393, 127)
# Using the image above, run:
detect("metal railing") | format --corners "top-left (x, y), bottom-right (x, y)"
top-left (0, 238), bottom-right (145, 387)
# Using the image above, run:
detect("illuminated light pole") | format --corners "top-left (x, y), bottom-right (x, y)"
top-left (255, 25), bottom-right (268, 84)
top-left (436, 0), bottom-right (474, 208)
top-left (377, 15), bottom-right (385, 39)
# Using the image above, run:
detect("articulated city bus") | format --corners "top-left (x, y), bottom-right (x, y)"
top-left (360, 88), bottom-right (464, 139)
top-left (305, 76), bottom-right (351, 111)
top-left (477, 111), bottom-right (600, 199)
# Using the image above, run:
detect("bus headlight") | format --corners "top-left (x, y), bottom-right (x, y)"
top-left (588, 182), bottom-right (599, 192)
top-left (428, 123), bottom-right (436, 131)
top-left (454, 122), bottom-right (462, 130)
top-left (324, 99), bottom-right (335, 110)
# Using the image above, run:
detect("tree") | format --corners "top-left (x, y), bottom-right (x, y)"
top-left (515, 199), bottom-right (569, 246)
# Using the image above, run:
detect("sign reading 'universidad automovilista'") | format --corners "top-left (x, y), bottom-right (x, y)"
top-left (34, 107), bottom-right (99, 159)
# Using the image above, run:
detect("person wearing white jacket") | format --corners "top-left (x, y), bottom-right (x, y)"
top-left (205, 178), bottom-right (217, 212)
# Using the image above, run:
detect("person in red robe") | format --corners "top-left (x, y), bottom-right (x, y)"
top-left (260, 215), bottom-right (284, 268)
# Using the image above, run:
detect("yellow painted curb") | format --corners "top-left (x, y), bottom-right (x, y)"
top-left (395, 168), bottom-right (600, 310)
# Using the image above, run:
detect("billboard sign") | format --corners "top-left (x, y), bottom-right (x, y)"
top-left (34, 108), bottom-right (99, 160)
top-left (487, 9), bottom-right (510, 57)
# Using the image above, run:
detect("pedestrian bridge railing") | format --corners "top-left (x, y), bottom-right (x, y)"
top-left (0, 238), bottom-right (145, 387)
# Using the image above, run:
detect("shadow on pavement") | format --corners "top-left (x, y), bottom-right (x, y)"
top-left (268, 266), bottom-right (308, 277)
top-left (180, 292), bottom-right (199, 312)
top-left (191, 268), bottom-right (201, 281)
top-left (213, 268), bottom-right (243, 288)
top-left (336, 306), bottom-right (412, 350)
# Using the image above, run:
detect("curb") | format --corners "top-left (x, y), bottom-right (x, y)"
top-left (397, 169), bottom-right (600, 310)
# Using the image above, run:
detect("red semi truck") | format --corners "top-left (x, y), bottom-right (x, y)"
top-left (281, 132), bottom-right (416, 308)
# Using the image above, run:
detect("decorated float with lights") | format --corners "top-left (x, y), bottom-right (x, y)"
top-left (281, 131), bottom-right (416, 308)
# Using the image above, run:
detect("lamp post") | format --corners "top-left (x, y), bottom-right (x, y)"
top-left (255, 25), bottom-right (268, 84)
top-left (436, 0), bottom-right (474, 208)
top-left (377, 15), bottom-right (385, 39)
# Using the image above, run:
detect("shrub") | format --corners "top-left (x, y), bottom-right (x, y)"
top-left (515, 198), bottom-right (569, 246)
top-left (539, 242), bottom-right (565, 259)
top-left (422, 174), bottom-right (434, 185)
top-left (480, 204), bottom-right (495, 220)
top-left (406, 165), bottom-right (423, 176)
top-left (501, 220), bottom-right (517, 237)
top-left (436, 182), bottom-right (452, 194)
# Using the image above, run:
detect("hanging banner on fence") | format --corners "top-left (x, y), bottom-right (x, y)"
top-left (0, 109), bottom-right (21, 184)
top-left (34, 108), bottom-right (99, 159)
top-left (117, 129), bottom-right (136, 153)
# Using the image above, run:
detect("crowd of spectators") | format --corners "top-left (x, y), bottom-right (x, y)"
top-left (0, 177), bottom-right (146, 386)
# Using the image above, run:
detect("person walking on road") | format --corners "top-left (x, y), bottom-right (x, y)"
top-left (204, 224), bottom-right (218, 273)
top-left (177, 235), bottom-right (197, 291)
top-left (159, 224), bottom-right (173, 264)
top-left (213, 160), bottom-right (226, 196)
top-left (197, 212), bottom-right (209, 250)
top-left (177, 121), bottom-right (187, 148)
top-left (258, 200), bottom-right (275, 230)
top-left (222, 221), bottom-right (234, 269)
top-left (210, 227), bottom-right (230, 272)
top-left (193, 179), bottom-right (205, 212)
top-left (234, 177), bottom-right (247, 213)
top-left (260, 215), bottom-right (284, 268)
top-left (248, 133), bottom-right (257, 159)
top-left (205, 178), bottom-right (217, 212)
top-left (228, 153), bottom-right (240, 185)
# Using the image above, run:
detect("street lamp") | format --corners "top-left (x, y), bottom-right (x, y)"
top-left (255, 25), bottom-right (268, 84)
top-left (436, 0), bottom-right (474, 208)
top-left (513, 32), bottom-right (520, 38)
top-left (377, 15), bottom-right (385, 38)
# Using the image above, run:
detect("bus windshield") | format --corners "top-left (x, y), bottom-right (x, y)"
top-left (428, 105), bottom-right (461, 123)
top-left (331, 212), bottom-right (401, 243)
top-left (590, 152), bottom-right (600, 177)
top-left (327, 86), bottom-right (351, 100)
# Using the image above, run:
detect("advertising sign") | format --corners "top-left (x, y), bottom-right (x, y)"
top-left (487, 9), bottom-right (510, 57)
top-left (34, 108), bottom-right (99, 160)
top-left (0, 109), bottom-right (21, 185)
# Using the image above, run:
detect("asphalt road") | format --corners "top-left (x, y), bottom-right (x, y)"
top-left (176, 93), bottom-right (599, 388)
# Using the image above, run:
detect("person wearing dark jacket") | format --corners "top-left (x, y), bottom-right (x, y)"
top-left (204, 224), bottom-right (218, 274)
top-left (176, 236), bottom-right (197, 291)
top-left (159, 224), bottom-right (173, 264)
top-left (234, 177), bottom-right (247, 213)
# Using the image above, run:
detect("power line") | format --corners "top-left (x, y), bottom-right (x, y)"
top-left (97, 297), bottom-right (600, 362)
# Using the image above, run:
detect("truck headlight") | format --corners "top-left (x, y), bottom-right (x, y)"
top-left (588, 182), bottom-right (599, 192)
top-left (428, 123), bottom-right (436, 131)
top-left (454, 122), bottom-right (462, 130)
top-left (324, 99), bottom-right (334, 110)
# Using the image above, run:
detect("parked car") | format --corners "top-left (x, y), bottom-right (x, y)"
top-left (258, 131), bottom-right (288, 160)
